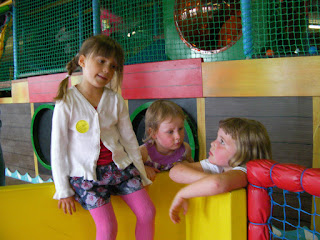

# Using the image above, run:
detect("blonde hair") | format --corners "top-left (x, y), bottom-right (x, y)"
top-left (54, 35), bottom-right (124, 101)
top-left (144, 100), bottom-right (186, 143)
top-left (219, 117), bottom-right (272, 168)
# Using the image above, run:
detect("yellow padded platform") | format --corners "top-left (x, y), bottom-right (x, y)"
top-left (186, 188), bottom-right (247, 240)
top-left (0, 172), bottom-right (246, 240)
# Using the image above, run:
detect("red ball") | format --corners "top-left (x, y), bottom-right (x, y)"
top-left (266, 49), bottom-right (274, 56)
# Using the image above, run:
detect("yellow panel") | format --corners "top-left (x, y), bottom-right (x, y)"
top-left (12, 80), bottom-right (29, 103)
top-left (203, 56), bottom-right (320, 97)
top-left (30, 103), bottom-right (39, 176)
top-left (0, 172), bottom-right (186, 240)
top-left (0, 173), bottom-right (246, 240)
top-left (0, 97), bottom-right (13, 103)
top-left (313, 97), bottom-right (320, 168)
top-left (186, 188), bottom-right (247, 240)
top-left (312, 97), bottom-right (320, 231)
top-left (197, 98), bottom-right (207, 160)
top-left (147, 173), bottom-right (187, 240)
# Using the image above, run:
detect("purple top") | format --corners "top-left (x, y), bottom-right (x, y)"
top-left (144, 142), bottom-right (187, 171)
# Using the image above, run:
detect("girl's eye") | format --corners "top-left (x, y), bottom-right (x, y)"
top-left (98, 59), bottom-right (105, 64)
top-left (167, 130), bottom-right (174, 134)
top-left (112, 65), bottom-right (117, 69)
top-left (220, 139), bottom-right (225, 145)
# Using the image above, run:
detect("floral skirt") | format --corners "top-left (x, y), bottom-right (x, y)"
top-left (69, 162), bottom-right (143, 210)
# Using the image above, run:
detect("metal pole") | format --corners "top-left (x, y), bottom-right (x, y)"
top-left (92, 0), bottom-right (101, 35)
top-left (12, 4), bottom-right (18, 79)
top-left (241, 0), bottom-right (253, 59)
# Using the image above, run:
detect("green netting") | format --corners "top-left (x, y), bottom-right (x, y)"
top-left (0, 0), bottom-right (319, 87)
top-left (0, 12), bottom-right (13, 88)
top-left (103, 0), bottom-right (245, 63)
top-left (14, 0), bottom-right (93, 78)
top-left (251, 0), bottom-right (319, 58)
top-left (100, 0), bottom-right (168, 64)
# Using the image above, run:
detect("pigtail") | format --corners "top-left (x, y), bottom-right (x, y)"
top-left (54, 55), bottom-right (79, 101)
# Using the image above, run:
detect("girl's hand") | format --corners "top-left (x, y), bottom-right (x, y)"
top-left (145, 166), bottom-right (160, 181)
top-left (169, 193), bottom-right (188, 224)
top-left (58, 196), bottom-right (76, 215)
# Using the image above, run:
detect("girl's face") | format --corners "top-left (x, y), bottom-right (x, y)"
top-left (152, 117), bottom-right (185, 155)
top-left (79, 54), bottom-right (117, 89)
top-left (208, 128), bottom-right (237, 170)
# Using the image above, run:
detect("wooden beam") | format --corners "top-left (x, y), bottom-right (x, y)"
top-left (203, 56), bottom-right (320, 97)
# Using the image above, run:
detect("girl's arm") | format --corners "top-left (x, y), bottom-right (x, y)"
top-left (116, 94), bottom-right (151, 185)
top-left (139, 145), bottom-right (160, 181)
top-left (169, 162), bottom-right (206, 184)
top-left (169, 170), bottom-right (247, 224)
top-left (139, 145), bottom-right (149, 163)
top-left (51, 101), bottom-right (75, 199)
top-left (58, 196), bottom-right (76, 215)
top-left (51, 101), bottom-right (77, 215)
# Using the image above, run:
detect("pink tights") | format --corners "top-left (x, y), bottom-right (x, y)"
top-left (89, 189), bottom-right (156, 240)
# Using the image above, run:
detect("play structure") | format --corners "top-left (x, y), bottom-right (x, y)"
top-left (1, 0), bottom-right (320, 239)
top-left (0, 172), bottom-right (246, 240)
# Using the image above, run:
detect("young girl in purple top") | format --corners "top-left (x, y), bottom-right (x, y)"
top-left (139, 100), bottom-right (194, 181)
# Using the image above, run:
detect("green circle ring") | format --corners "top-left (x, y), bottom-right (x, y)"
top-left (30, 104), bottom-right (54, 170)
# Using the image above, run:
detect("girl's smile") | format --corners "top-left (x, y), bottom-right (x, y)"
top-left (79, 54), bottom-right (117, 89)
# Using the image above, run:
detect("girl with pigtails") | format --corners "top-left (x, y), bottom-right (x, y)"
top-left (51, 34), bottom-right (155, 240)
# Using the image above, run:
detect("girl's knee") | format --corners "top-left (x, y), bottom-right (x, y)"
top-left (95, 221), bottom-right (118, 240)
top-left (138, 201), bottom-right (156, 222)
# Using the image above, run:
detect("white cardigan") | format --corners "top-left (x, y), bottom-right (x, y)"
top-left (51, 86), bottom-right (151, 200)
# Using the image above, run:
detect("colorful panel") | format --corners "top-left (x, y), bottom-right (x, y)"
top-left (28, 73), bottom-right (67, 103)
top-left (122, 58), bottom-right (203, 99)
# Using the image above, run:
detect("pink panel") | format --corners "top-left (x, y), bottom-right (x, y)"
top-left (122, 58), bottom-right (203, 99)
top-left (28, 73), bottom-right (68, 103)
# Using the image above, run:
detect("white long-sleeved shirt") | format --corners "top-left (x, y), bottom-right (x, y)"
top-left (51, 86), bottom-right (151, 200)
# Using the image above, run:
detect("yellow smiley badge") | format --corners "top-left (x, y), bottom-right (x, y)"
top-left (76, 120), bottom-right (89, 133)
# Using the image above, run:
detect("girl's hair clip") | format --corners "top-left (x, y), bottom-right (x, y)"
top-left (66, 74), bottom-right (70, 78)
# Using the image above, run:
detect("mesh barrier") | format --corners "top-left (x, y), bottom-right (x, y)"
top-left (100, 0), bottom-right (168, 65)
top-left (0, 12), bottom-right (13, 89)
top-left (248, 160), bottom-right (320, 240)
top-left (105, 0), bottom-right (244, 63)
top-left (269, 188), bottom-right (320, 240)
top-left (0, 0), bottom-right (319, 86)
top-left (251, 0), bottom-right (320, 58)
top-left (13, 0), bottom-right (93, 79)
